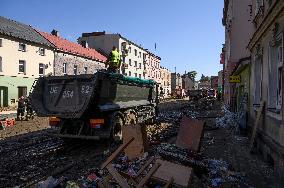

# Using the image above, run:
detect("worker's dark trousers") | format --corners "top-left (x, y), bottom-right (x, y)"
top-left (17, 107), bottom-right (25, 118)
top-left (107, 67), bottom-right (119, 73)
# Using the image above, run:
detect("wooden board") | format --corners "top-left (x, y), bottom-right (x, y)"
top-left (152, 159), bottom-right (192, 188)
top-left (176, 117), bottom-right (204, 152)
top-left (101, 137), bottom-right (134, 169)
top-left (250, 101), bottom-right (265, 150)
top-left (122, 124), bottom-right (148, 159)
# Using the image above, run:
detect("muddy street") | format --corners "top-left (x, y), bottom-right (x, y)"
top-left (0, 99), bottom-right (282, 187)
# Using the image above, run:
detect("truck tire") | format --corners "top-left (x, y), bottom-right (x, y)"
top-left (109, 113), bottom-right (125, 141)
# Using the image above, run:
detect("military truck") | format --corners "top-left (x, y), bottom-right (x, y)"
top-left (30, 71), bottom-right (158, 140)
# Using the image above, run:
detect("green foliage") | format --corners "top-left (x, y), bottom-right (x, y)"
top-left (187, 71), bottom-right (197, 81)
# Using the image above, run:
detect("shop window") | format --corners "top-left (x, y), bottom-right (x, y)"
top-left (18, 86), bottom-right (27, 98)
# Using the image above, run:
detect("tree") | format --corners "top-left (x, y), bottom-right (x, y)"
top-left (187, 71), bottom-right (197, 81)
top-left (200, 74), bottom-right (210, 82)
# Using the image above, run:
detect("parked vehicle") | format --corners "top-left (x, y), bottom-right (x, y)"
top-left (30, 71), bottom-right (159, 140)
top-left (207, 89), bottom-right (217, 98)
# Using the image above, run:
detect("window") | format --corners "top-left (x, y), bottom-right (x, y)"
top-left (139, 63), bottom-right (141, 69)
top-left (134, 61), bottom-right (137, 67)
top-left (39, 63), bottom-right (44, 75)
top-left (84, 67), bottom-right (88, 74)
top-left (129, 71), bottom-right (131, 76)
top-left (139, 74), bottom-right (141, 79)
top-left (19, 43), bottom-right (26, 52)
top-left (63, 63), bottom-right (67, 75)
top-left (135, 73), bottom-right (137, 77)
top-left (134, 49), bottom-right (137, 56)
top-left (128, 47), bottom-right (131, 53)
top-left (268, 36), bottom-right (283, 110)
top-left (0, 57), bottom-right (2, 72)
top-left (129, 59), bottom-right (132, 66)
top-left (0, 39), bottom-right (2, 47)
top-left (139, 52), bottom-right (141, 58)
top-left (19, 60), bottom-right (26, 74)
top-left (39, 48), bottom-right (45, 56)
top-left (74, 65), bottom-right (78, 75)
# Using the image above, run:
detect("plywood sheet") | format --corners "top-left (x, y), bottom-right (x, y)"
top-left (176, 117), bottom-right (204, 152)
top-left (152, 159), bottom-right (192, 187)
top-left (122, 124), bottom-right (148, 159)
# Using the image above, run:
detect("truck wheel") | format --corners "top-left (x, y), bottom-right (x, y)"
top-left (112, 115), bottom-right (124, 141)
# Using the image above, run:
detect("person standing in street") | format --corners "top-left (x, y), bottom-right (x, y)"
top-left (17, 96), bottom-right (25, 120)
top-left (106, 46), bottom-right (121, 73)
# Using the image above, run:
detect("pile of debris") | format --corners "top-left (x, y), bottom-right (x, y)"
top-left (215, 105), bottom-right (239, 129)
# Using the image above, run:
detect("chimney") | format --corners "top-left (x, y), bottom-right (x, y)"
top-left (51, 29), bottom-right (60, 37)
top-left (81, 40), bottom-right (88, 48)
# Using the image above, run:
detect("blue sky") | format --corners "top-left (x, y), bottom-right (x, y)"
top-left (1, 0), bottom-right (224, 79)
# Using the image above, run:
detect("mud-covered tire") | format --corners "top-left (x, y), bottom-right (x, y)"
top-left (109, 113), bottom-right (125, 141)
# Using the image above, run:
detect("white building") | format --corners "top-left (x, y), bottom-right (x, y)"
top-left (78, 32), bottom-right (151, 79)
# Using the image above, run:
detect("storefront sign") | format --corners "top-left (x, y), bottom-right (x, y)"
top-left (229, 75), bottom-right (241, 83)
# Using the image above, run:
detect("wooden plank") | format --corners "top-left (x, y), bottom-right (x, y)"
top-left (250, 101), bottom-right (265, 150)
top-left (164, 177), bottom-right (174, 188)
top-left (106, 165), bottom-right (130, 188)
top-left (101, 137), bottom-right (134, 169)
top-left (136, 157), bottom-right (155, 177)
top-left (137, 163), bottom-right (161, 188)
top-left (122, 124), bottom-right (148, 159)
top-left (176, 116), bottom-right (204, 152)
top-left (152, 159), bottom-right (192, 188)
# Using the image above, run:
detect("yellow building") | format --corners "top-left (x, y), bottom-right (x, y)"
top-left (0, 16), bottom-right (55, 107)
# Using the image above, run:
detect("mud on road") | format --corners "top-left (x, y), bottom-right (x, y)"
top-left (0, 99), bottom-right (282, 188)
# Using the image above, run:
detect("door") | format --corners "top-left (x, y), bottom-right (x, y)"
top-left (0, 86), bottom-right (8, 107)
top-left (18, 86), bottom-right (27, 98)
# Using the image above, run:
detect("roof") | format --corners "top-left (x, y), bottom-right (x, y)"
top-left (0, 16), bottom-right (54, 47)
top-left (38, 31), bottom-right (107, 62)
top-left (81, 32), bottom-right (161, 60)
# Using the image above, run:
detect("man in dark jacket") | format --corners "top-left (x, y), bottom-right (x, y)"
top-left (17, 96), bottom-right (25, 120)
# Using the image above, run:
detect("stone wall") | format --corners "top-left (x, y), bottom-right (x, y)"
top-left (54, 52), bottom-right (105, 76)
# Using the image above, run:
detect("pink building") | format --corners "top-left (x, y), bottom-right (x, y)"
top-left (144, 52), bottom-right (161, 83)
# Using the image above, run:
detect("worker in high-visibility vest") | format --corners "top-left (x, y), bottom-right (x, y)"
top-left (106, 46), bottom-right (121, 73)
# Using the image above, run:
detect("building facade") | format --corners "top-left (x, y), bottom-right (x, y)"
top-left (247, 0), bottom-right (284, 178)
top-left (78, 32), bottom-right (160, 80)
top-left (182, 74), bottom-right (195, 92)
top-left (160, 67), bottom-right (171, 98)
top-left (38, 30), bottom-right (106, 76)
top-left (145, 52), bottom-right (161, 83)
top-left (222, 0), bottom-right (253, 107)
top-left (210, 76), bottom-right (219, 91)
top-left (0, 16), bottom-right (55, 107)
top-left (171, 73), bottom-right (182, 93)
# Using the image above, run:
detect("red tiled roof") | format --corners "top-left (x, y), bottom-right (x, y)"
top-left (37, 30), bottom-right (107, 62)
